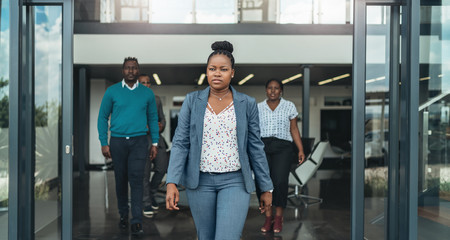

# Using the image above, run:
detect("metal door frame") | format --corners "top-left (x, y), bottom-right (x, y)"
top-left (352, 0), bottom-right (419, 239)
top-left (9, 0), bottom-right (73, 239)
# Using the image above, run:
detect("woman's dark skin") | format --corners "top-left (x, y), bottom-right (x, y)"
top-left (166, 54), bottom-right (273, 214)
top-left (263, 80), bottom-right (305, 230)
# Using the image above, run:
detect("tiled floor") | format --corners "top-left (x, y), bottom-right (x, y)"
top-left (7, 163), bottom-right (450, 239)
top-left (72, 167), bottom-right (353, 240)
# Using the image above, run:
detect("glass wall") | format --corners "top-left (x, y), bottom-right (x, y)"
top-left (0, 0), bottom-right (9, 239)
top-left (418, 1), bottom-right (450, 239)
top-left (77, 0), bottom-right (353, 24)
top-left (364, 5), bottom-right (390, 240)
top-left (195, 0), bottom-right (236, 23)
top-left (149, 0), bottom-right (194, 23)
top-left (34, 6), bottom-right (63, 239)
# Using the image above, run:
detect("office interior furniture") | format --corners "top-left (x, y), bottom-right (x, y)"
top-left (288, 140), bottom-right (330, 208)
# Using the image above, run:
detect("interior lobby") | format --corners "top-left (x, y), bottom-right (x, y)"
top-left (1, 0), bottom-right (449, 239)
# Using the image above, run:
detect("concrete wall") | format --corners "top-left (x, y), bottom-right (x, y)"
top-left (89, 79), bottom-right (108, 164)
top-left (75, 34), bottom-right (354, 65)
top-left (75, 34), bottom-right (447, 65)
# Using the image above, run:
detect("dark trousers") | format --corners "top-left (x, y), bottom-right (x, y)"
top-left (110, 135), bottom-right (148, 224)
top-left (256, 137), bottom-right (294, 208)
top-left (143, 135), bottom-right (169, 206)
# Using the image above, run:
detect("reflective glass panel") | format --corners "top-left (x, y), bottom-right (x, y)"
top-left (195, 0), bottom-right (236, 24)
top-left (279, 0), bottom-right (313, 24)
top-left (121, 7), bottom-right (141, 21)
top-left (313, 0), bottom-right (346, 24)
top-left (364, 5), bottom-right (390, 240)
top-left (0, 0), bottom-right (9, 238)
top-left (150, 0), bottom-right (192, 23)
top-left (100, 0), bottom-right (115, 23)
top-left (418, 1), bottom-right (450, 239)
top-left (366, 6), bottom-right (386, 24)
top-left (34, 6), bottom-right (62, 239)
top-left (120, 0), bottom-right (148, 22)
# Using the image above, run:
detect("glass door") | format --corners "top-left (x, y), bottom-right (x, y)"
top-left (418, 1), bottom-right (450, 239)
top-left (0, 0), bottom-right (10, 239)
top-left (353, 0), bottom-right (419, 239)
top-left (364, 5), bottom-right (392, 239)
top-left (33, 5), bottom-right (63, 239)
top-left (8, 0), bottom-right (73, 239)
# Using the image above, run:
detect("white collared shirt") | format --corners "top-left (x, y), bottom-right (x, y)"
top-left (121, 79), bottom-right (139, 90)
top-left (258, 97), bottom-right (298, 142)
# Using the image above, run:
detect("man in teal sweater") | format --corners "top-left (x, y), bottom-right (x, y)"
top-left (97, 57), bottom-right (159, 237)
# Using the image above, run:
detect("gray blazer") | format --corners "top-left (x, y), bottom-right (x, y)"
top-left (166, 86), bottom-right (273, 193)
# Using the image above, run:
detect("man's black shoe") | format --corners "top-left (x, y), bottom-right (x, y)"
top-left (143, 206), bottom-right (154, 218)
top-left (131, 223), bottom-right (144, 237)
top-left (151, 197), bottom-right (159, 210)
top-left (119, 217), bottom-right (128, 229)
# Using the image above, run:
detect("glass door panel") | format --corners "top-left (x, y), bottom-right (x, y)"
top-left (364, 5), bottom-right (391, 240)
top-left (0, 0), bottom-right (10, 238)
top-left (418, 2), bottom-right (450, 239)
top-left (33, 5), bottom-right (62, 239)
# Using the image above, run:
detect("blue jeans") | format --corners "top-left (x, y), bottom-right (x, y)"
top-left (186, 170), bottom-right (250, 240)
top-left (110, 135), bottom-right (148, 224)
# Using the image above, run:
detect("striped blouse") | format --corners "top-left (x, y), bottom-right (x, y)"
top-left (258, 98), bottom-right (298, 142)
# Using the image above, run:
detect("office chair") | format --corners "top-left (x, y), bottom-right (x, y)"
top-left (288, 141), bottom-right (330, 208)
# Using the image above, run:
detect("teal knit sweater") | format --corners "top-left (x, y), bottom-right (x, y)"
top-left (97, 82), bottom-right (159, 146)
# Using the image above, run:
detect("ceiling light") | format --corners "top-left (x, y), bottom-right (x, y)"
top-left (318, 73), bottom-right (351, 85)
top-left (318, 79), bottom-right (333, 85)
top-left (152, 73), bottom-right (161, 85)
top-left (419, 76), bottom-right (430, 81)
top-left (333, 73), bottom-right (351, 81)
top-left (282, 73), bottom-right (302, 84)
top-left (438, 74), bottom-right (443, 78)
top-left (238, 74), bottom-right (254, 85)
top-left (366, 76), bottom-right (385, 84)
top-left (198, 73), bottom-right (206, 85)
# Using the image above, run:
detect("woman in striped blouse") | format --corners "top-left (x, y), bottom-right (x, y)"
top-left (257, 78), bottom-right (306, 233)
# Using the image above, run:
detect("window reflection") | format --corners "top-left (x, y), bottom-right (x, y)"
top-left (34, 6), bottom-right (62, 237)
top-left (366, 6), bottom-right (387, 24)
top-left (0, 0), bottom-right (9, 239)
top-left (96, 0), bottom-right (353, 24)
top-left (280, 0), bottom-right (314, 24)
top-left (419, 3), bottom-right (450, 238)
top-left (196, 0), bottom-right (236, 24)
top-left (120, 0), bottom-right (148, 22)
top-left (364, 6), bottom-right (391, 239)
top-left (314, 0), bottom-right (346, 24)
top-left (150, 0), bottom-right (192, 23)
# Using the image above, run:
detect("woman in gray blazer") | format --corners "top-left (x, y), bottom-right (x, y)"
top-left (165, 41), bottom-right (273, 240)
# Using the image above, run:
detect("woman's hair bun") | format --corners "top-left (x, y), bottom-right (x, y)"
top-left (211, 41), bottom-right (233, 53)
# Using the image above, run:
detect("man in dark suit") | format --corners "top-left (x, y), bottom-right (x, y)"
top-left (138, 73), bottom-right (168, 217)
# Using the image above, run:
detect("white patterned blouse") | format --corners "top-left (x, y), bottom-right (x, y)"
top-left (258, 97), bottom-right (298, 142)
top-left (200, 101), bottom-right (241, 173)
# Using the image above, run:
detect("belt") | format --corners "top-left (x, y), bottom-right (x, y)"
top-left (202, 169), bottom-right (241, 175)
top-left (111, 135), bottom-right (145, 140)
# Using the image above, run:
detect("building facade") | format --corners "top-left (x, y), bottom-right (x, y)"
top-left (1, 0), bottom-right (449, 239)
